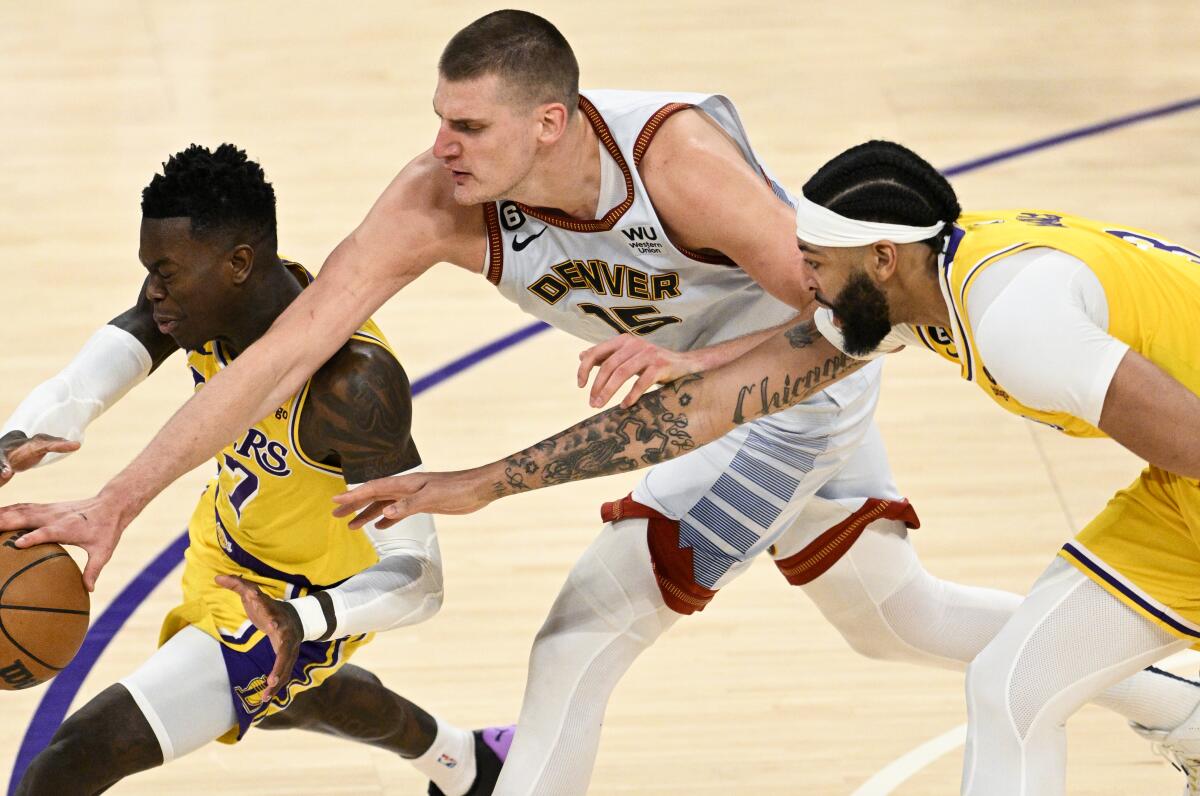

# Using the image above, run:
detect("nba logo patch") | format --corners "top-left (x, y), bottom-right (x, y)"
top-left (234, 674), bottom-right (270, 713)
top-left (436, 753), bottom-right (459, 769)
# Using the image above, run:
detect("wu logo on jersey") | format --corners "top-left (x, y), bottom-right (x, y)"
top-left (621, 226), bottom-right (662, 254)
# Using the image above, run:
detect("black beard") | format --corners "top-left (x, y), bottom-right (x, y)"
top-left (830, 271), bottom-right (893, 357)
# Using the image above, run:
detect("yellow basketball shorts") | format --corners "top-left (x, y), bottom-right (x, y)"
top-left (1060, 466), bottom-right (1200, 648)
top-left (159, 543), bottom-right (372, 743)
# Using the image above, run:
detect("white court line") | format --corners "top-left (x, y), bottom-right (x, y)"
top-left (851, 650), bottom-right (1200, 795)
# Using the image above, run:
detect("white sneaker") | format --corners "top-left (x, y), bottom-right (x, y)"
top-left (1131, 719), bottom-right (1200, 795)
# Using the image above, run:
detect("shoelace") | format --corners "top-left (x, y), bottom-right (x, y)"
top-left (1149, 739), bottom-right (1200, 790)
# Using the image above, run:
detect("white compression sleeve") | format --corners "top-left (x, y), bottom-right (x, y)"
top-left (968, 248), bottom-right (1129, 426)
top-left (288, 473), bottom-right (444, 641)
top-left (1, 324), bottom-right (153, 464)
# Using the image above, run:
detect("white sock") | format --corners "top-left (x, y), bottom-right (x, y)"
top-left (408, 717), bottom-right (476, 796)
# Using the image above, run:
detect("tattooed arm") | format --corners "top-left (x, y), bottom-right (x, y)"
top-left (333, 319), bottom-right (864, 523)
top-left (298, 339), bottom-right (421, 482)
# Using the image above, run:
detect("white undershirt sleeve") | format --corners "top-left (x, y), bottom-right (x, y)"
top-left (1, 324), bottom-right (153, 465)
top-left (288, 468), bottom-right (444, 641)
top-left (966, 248), bottom-right (1129, 427)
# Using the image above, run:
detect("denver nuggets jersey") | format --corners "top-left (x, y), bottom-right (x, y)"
top-left (914, 210), bottom-right (1200, 436)
top-left (483, 90), bottom-right (801, 350)
top-left (176, 262), bottom-right (391, 643)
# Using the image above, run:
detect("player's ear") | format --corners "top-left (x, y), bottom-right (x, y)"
top-left (228, 244), bottom-right (255, 286)
top-left (536, 101), bottom-right (570, 145)
top-left (870, 241), bottom-right (899, 281)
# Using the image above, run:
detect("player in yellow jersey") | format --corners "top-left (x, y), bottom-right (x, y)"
top-left (1, 144), bottom-right (510, 796)
top-left (335, 140), bottom-right (1200, 794)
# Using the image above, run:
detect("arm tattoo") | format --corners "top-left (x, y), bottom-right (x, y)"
top-left (784, 319), bottom-right (817, 349)
top-left (299, 341), bottom-right (421, 482)
top-left (491, 375), bottom-right (702, 498)
top-left (731, 351), bottom-right (855, 425)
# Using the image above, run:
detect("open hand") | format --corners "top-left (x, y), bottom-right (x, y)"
top-left (332, 470), bottom-right (491, 529)
top-left (577, 334), bottom-right (695, 408)
top-left (0, 490), bottom-right (132, 591)
top-left (216, 575), bottom-right (302, 703)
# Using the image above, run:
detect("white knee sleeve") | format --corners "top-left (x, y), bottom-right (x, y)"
top-left (119, 625), bottom-right (238, 762)
top-left (495, 519), bottom-right (679, 796)
top-left (963, 559), bottom-right (1189, 795)
top-left (801, 519), bottom-right (1021, 669)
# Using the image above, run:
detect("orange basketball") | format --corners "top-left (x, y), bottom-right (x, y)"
top-left (0, 529), bottom-right (90, 690)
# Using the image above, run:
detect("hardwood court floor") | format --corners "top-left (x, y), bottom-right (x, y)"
top-left (2, 1), bottom-right (1200, 793)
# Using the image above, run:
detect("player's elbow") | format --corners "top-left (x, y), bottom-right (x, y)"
top-left (408, 553), bottom-right (445, 624)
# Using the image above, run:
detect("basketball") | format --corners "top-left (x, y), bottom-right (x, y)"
top-left (0, 530), bottom-right (89, 690)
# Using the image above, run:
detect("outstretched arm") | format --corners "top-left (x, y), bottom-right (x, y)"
top-left (0, 152), bottom-right (484, 590)
top-left (334, 319), bottom-right (861, 524)
top-left (0, 281), bottom-right (177, 484)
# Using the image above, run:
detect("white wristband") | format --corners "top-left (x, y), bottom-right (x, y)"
top-left (289, 593), bottom-right (333, 641)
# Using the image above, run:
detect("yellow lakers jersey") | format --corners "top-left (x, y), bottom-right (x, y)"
top-left (914, 210), bottom-right (1200, 437)
top-left (184, 261), bottom-right (393, 592)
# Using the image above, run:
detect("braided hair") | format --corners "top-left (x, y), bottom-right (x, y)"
top-left (142, 143), bottom-right (277, 249)
top-left (802, 140), bottom-right (960, 252)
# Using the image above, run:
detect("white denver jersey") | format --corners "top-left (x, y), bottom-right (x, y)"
top-left (482, 89), bottom-right (801, 350)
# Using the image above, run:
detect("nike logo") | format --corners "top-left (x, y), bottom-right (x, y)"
top-left (512, 226), bottom-right (547, 251)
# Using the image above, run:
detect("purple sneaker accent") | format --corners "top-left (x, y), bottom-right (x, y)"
top-left (480, 725), bottom-right (515, 761)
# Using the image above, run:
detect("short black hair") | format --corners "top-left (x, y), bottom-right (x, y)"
top-left (141, 143), bottom-right (277, 249)
top-left (802, 140), bottom-right (961, 251)
top-left (439, 10), bottom-right (579, 109)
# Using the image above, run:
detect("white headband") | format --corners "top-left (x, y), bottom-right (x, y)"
top-left (794, 194), bottom-right (945, 247)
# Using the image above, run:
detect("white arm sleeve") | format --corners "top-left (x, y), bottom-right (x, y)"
top-left (967, 248), bottom-right (1129, 426)
top-left (1, 324), bottom-right (153, 465)
top-left (813, 307), bottom-right (920, 360)
top-left (287, 470), bottom-right (444, 641)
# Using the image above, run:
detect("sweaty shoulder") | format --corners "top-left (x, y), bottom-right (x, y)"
top-left (298, 337), bottom-right (420, 482)
top-left (366, 150), bottom-right (487, 274)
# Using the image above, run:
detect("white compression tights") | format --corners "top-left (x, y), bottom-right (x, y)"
top-left (962, 558), bottom-right (1189, 795)
top-left (497, 514), bottom-right (1200, 795)
top-left (493, 518), bottom-right (678, 796)
top-left (799, 516), bottom-right (1200, 727)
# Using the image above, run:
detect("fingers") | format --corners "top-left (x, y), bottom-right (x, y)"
top-left (594, 350), bottom-right (664, 407)
top-left (588, 346), bottom-right (643, 407)
top-left (621, 369), bottom-right (661, 408)
top-left (577, 336), bottom-right (626, 387)
top-left (0, 503), bottom-right (56, 533)
top-left (81, 546), bottom-right (112, 593)
top-left (381, 499), bottom-right (414, 522)
top-left (333, 476), bottom-right (424, 518)
top-left (346, 500), bottom-right (389, 530)
top-left (11, 526), bottom-right (57, 548)
top-left (262, 643), bottom-right (298, 703)
top-left (215, 574), bottom-right (255, 598)
top-left (5, 436), bottom-right (80, 472)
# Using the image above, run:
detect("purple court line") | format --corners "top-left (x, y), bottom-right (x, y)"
top-left (8, 94), bottom-right (1200, 794)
